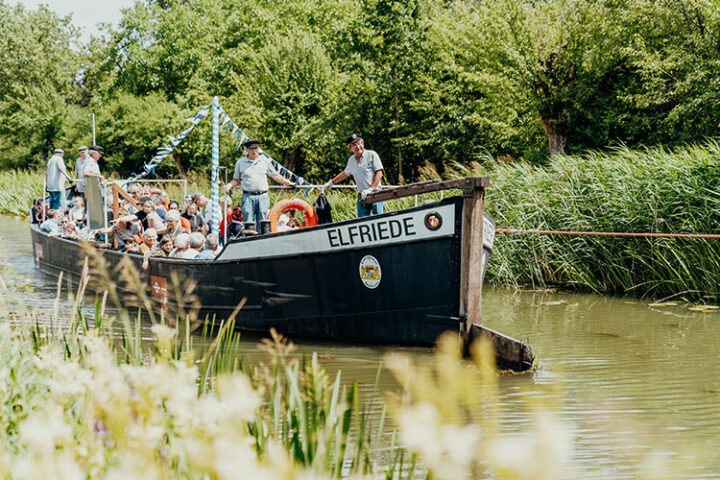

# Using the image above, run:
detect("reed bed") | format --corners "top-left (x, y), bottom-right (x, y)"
top-left (0, 170), bottom-right (44, 217)
top-left (448, 141), bottom-right (720, 299)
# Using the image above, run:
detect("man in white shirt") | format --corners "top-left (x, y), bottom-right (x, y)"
top-left (324, 134), bottom-right (384, 217)
top-left (224, 139), bottom-right (297, 224)
top-left (75, 146), bottom-right (89, 196)
top-left (46, 148), bottom-right (73, 210)
top-left (83, 145), bottom-right (104, 182)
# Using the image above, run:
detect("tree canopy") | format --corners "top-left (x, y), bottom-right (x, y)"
top-left (1, 0), bottom-right (718, 181)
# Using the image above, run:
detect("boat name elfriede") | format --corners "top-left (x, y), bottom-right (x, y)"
top-left (326, 218), bottom-right (416, 247)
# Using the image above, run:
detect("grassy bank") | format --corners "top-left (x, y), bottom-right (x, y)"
top-left (450, 141), bottom-right (720, 299)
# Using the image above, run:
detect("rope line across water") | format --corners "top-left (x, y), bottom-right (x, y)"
top-left (495, 228), bottom-right (720, 239)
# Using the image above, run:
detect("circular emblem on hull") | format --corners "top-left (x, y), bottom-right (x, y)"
top-left (424, 211), bottom-right (443, 231)
top-left (359, 255), bottom-right (382, 289)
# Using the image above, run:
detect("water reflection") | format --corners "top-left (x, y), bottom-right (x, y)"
top-left (3, 216), bottom-right (720, 478)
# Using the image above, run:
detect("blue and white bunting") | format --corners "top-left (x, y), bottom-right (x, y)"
top-left (124, 100), bottom-right (306, 197)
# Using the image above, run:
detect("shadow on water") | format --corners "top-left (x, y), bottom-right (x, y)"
top-left (4, 216), bottom-right (720, 478)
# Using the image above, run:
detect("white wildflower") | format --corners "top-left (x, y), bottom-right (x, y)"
top-left (18, 406), bottom-right (74, 452)
top-left (214, 374), bottom-right (261, 423)
top-left (151, 323), bottom-right (176, 360)
top-left (12, 450), bottom-right (83, 480)
top-left (105, 451), bottom-right (164, 480)
top-left (487, 412), bottom-right (573, 480)
top-left (398, 402), bottom-right (482, 478)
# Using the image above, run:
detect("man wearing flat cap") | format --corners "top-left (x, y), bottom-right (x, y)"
top-left (225, 139), bottom-right (297, 225)
top-left (46, 148), bottom-right (73, 210)
top-left (323, 134), bottom-right (384, 217)
top-left (83, 145), bottom-right (104, 182)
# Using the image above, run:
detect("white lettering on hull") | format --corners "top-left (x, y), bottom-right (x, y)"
top-left (216, 203), bottom-right (456, 261)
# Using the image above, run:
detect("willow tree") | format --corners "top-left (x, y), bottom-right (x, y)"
top-left (469, 0), bottom-right (623, 154)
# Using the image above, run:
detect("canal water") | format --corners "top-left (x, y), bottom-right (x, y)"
top-left (3, 216), bottom-right (720, 478)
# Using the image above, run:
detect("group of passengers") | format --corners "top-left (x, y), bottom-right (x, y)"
top-left (34, 133), bottom-right (387, 267)
top-left (32, 180), bottom-right (273, 266)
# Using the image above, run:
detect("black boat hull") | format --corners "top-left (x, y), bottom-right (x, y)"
top-left (31, 197), bottom-right (491, 346)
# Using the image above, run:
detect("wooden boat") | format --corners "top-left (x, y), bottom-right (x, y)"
top-left (30, 177), bottom-right (534, 371)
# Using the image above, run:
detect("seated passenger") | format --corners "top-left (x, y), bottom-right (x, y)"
top-left (150, 236), bottom-right (175, 258)
top-left (197, 232), bottom-right (219, 259)
top-left (180, 232), bottom-right (205, 259)
top-left (172, 233), bottom-right (191, 257)
top-left (139, 228), bottom-right (158, 254)
top-left (226, 206), bottom-right (257, 239)
top-left (276, 209), bottom-right (301, 232)
top-left (147, 211), bottom-right (166, 234)
top-left (68, 196), bottom-right (86, 226)
top-left (158, 190), bottom-right (170, 211)
top-left (111, 215), bottom-right (142, 251)
top-left (134, 198), bottom-right (157, 230)
top-left (40, 210), bottom-right (61, 234)
top-left (151, 193), bottom-right (167, 221)
top-left (160, 210), bottom-right (189, 243)
top-left (58, 217), bottom-right (79, 239)
top-left (168, 199), bottom-right (192, 230)
top-left (125, 184), bottom-right (144, 214)
top-left (181, 203), bottom-right (204, 233)
top-left (30, 197), bottom-right (45, 224)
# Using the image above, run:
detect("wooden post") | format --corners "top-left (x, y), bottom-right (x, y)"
top-left (459, 185), bottom-right (485, 333)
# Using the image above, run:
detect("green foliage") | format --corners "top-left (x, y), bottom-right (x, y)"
top-left (94, 93), bottom-right (186, 175)
top-left (2, 0), bottom-right (720, 181)
top-left (0, 3), bottom-right (81, 168)
top-left (0, 170), bottom-right (44, 217)
top-left (622, 0), bottom-right (720, 144)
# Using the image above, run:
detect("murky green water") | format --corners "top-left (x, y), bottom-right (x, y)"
top-left (3, 216), bottom-right (720, 478)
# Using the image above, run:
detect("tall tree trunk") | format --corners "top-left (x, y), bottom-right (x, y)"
top-left (174, 154), bottom-right (185, 176)
top-left (541, 118), bottom-right (567, 154)
top-left (283, 149), bottom-right (299, 173)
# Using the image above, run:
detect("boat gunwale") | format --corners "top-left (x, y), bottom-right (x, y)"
top-left (31, 196), bottom-right (464, 266)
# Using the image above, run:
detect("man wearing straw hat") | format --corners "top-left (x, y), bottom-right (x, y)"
top-left (225, 139), bottom-right (297, 225)
top-left (45, 148), bottom-right (73, 210)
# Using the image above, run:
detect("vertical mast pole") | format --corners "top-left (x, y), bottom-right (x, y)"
top-left (211, 96), bottom-right (221, 235)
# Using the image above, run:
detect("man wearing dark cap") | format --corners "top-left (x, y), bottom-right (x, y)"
top-left (225, 139), bottom-right (297, 224)
top-left (46, 148), bottom-right (73, 210)
top-left (83, 145), bottom-right (104, 182)
top-left (323, 134), bottom-right (384, 217)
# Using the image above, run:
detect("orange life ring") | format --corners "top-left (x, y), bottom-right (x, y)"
top-left (268, 198), bottom-right (318, 232)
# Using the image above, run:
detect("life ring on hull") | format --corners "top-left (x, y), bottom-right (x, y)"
top-left (268, 198), bottom-right (319, 232)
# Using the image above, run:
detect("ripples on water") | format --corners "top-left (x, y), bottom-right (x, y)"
top-left (3, 216), bottom-right (720, 478)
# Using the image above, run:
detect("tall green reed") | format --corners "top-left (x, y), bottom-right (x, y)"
top-left (466, 142), bottom-right (720, 298)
